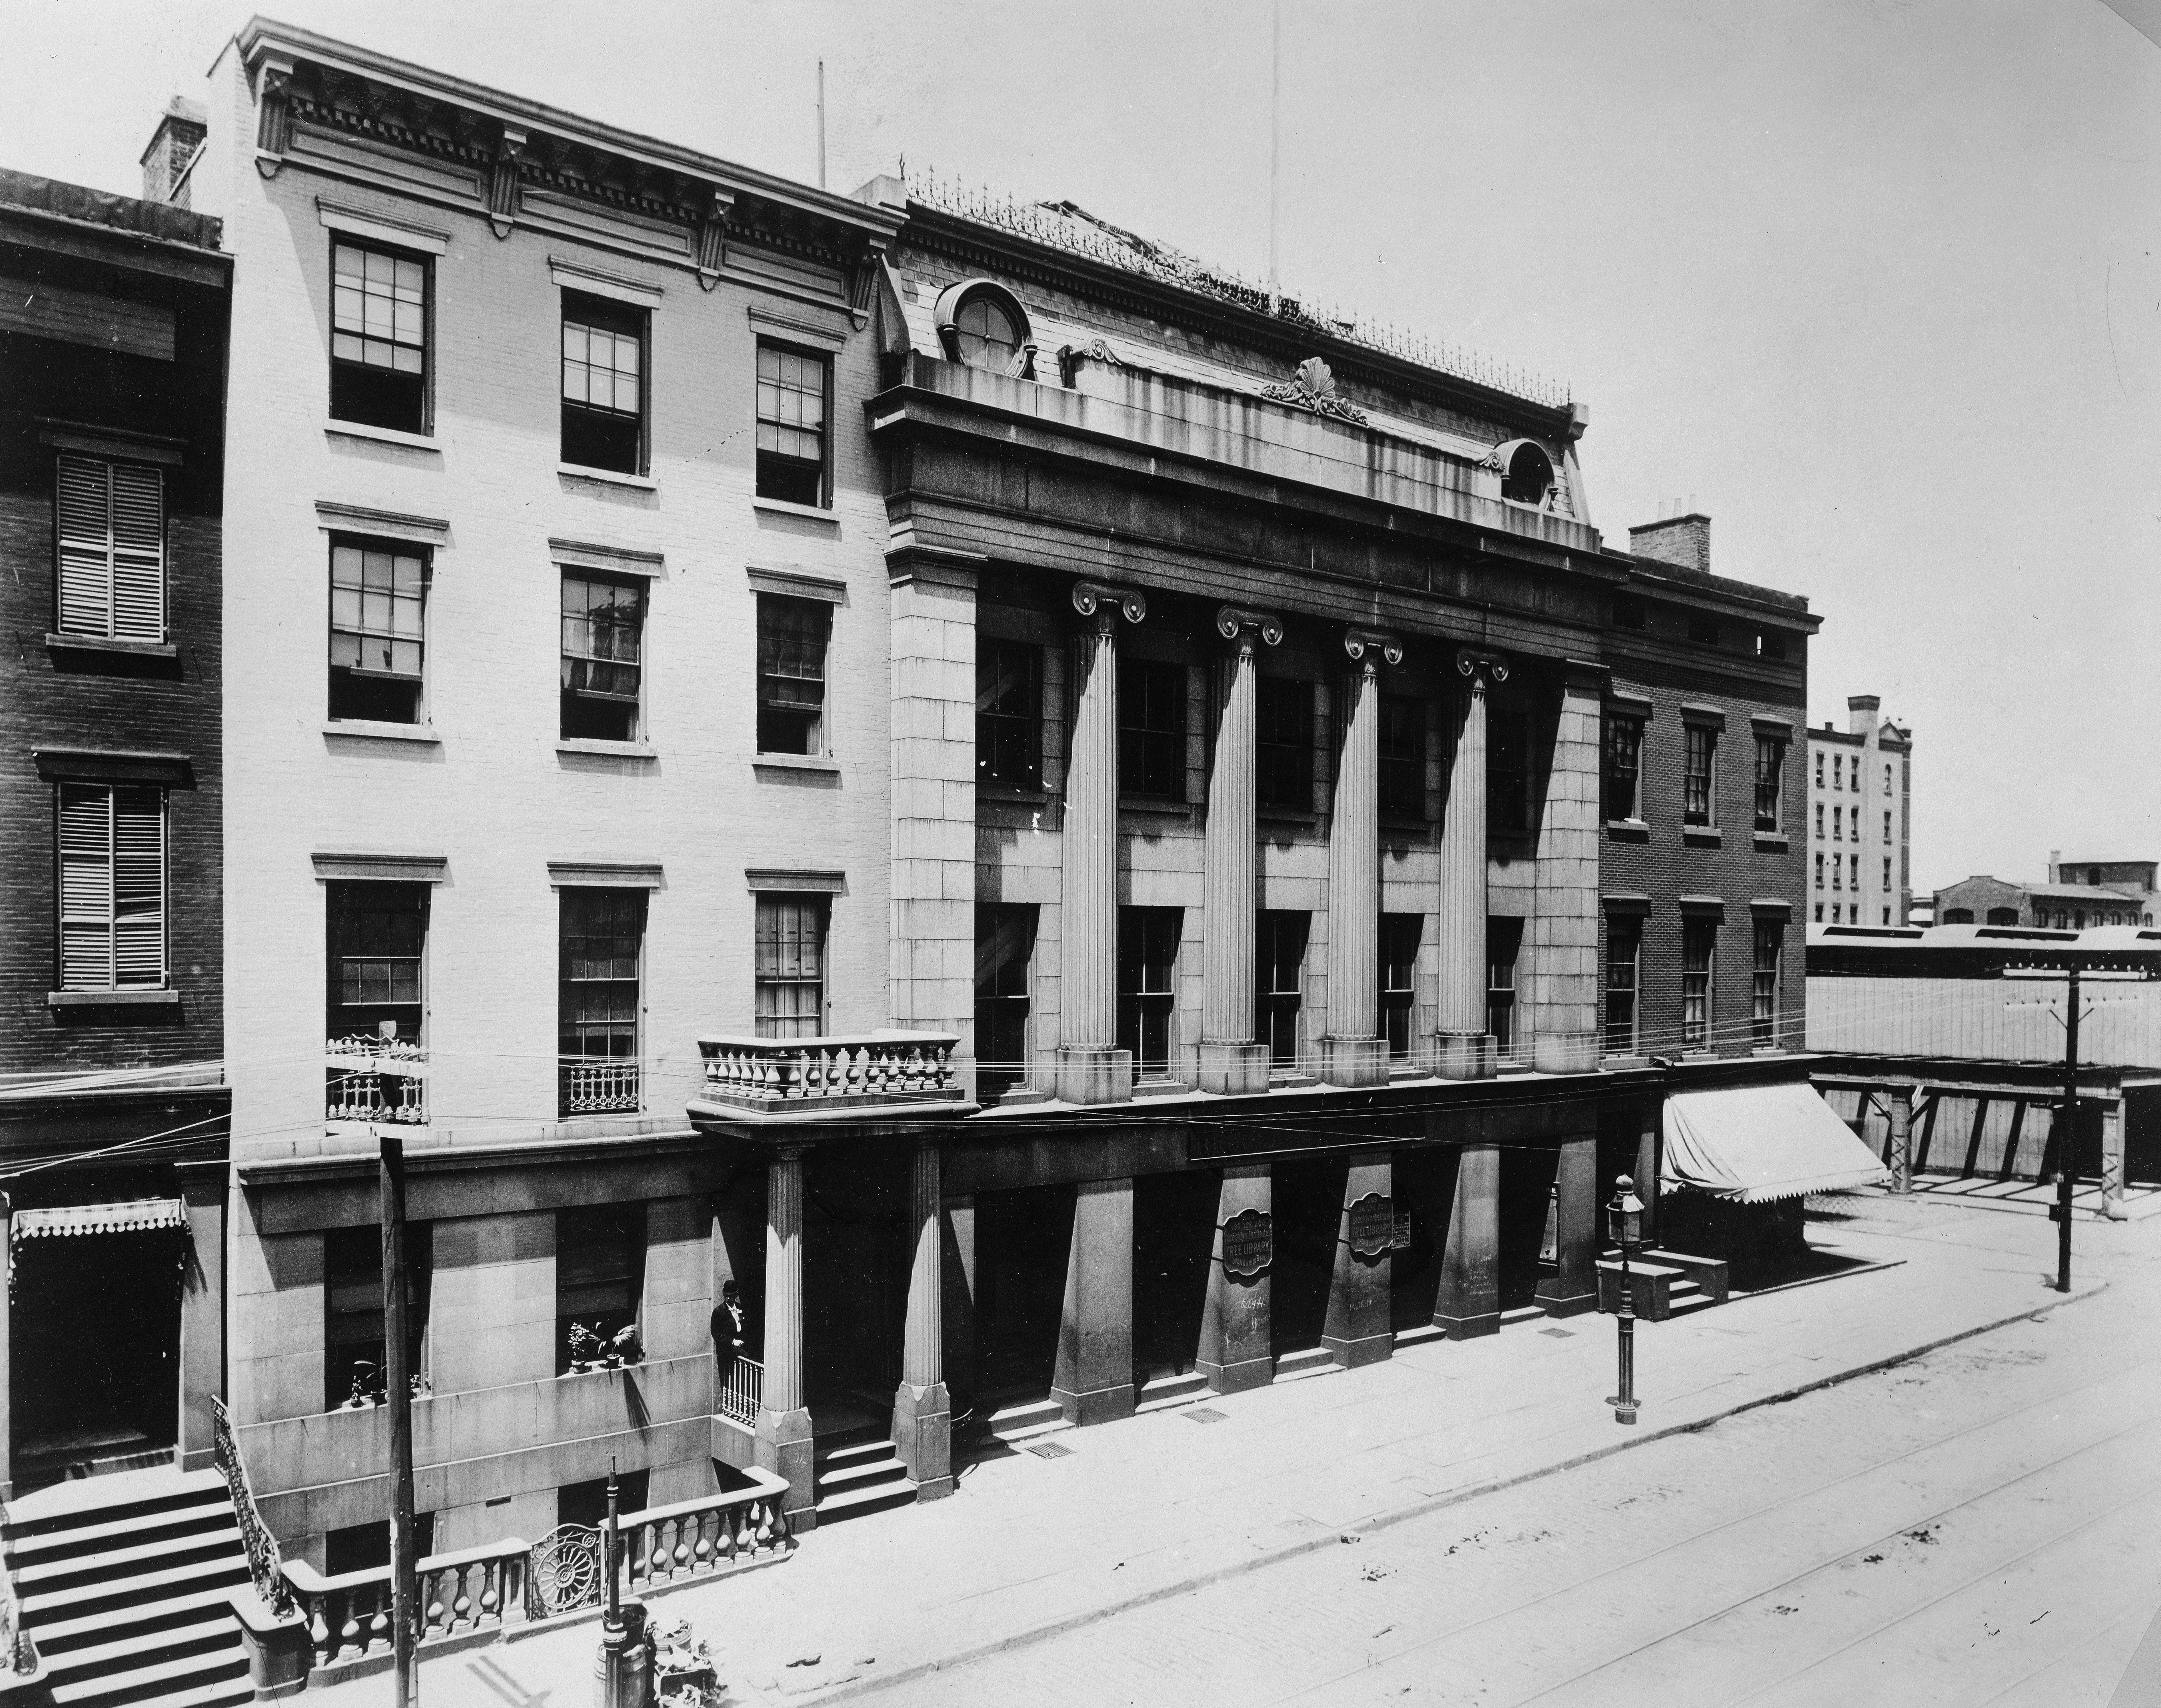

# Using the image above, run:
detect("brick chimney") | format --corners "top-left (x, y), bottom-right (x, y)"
top-left (1846, 694), bottom-right (1880, 740)
top-left (1628, 513), bottom-right (1711, 574)
top-left (140, 97), bottom-right (208, 206)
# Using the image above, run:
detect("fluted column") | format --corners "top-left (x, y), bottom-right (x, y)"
top-left (1199, 605), bottom-right (1281, 1096)
top-left (1321, 629), bottom-right (1399, 1088)
top-left (893, 1141), bottom-right (952, 1496)
top-left (1056, 581), bottom-right (1145, 1105)
top-left (756, 1143), bottom-right (815, 1524)
top-left (1437, 649), bottom-right (1506, 1079)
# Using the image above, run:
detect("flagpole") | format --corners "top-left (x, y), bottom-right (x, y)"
top-left (1267, 0), bottom-right (1281, 314)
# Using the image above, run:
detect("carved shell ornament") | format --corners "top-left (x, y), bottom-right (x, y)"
top-left (1258, 356), bottom-right (1371, 426)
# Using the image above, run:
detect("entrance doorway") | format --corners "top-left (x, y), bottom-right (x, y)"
top-left (1271, 1156), bottom-right (1344, 1354)
top-left (12, 1229), bottom-right (184, 1486)
top-left (1132, 1171), bottom-right (1213, 1384)
top-left (972, 1185), bottom-right (1074, 1404)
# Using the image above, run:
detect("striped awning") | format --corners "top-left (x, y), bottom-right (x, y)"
top-left (1663, 1084), bottom-right (1891, 1203)
top-left (12, 1199), bottom-right (188, 1243)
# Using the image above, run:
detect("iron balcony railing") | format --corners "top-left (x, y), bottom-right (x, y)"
top-left (325, 1034), bottom-right (427, 1126)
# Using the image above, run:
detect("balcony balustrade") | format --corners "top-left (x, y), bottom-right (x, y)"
top-left (560, 1059), bottom-right (642, 1117)
top-left (692, 1030), bottom-right (965, 1119)
top-left (325, 1034), bottom-right (427, 1127)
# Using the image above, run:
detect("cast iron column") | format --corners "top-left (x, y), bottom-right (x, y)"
top-left (1437, 649), bottom-right (1505, 1078)
top-left (1199, 606), bottom-right (1281, 1095)
top-left (1056, 581), bottom-right (1145, 1105)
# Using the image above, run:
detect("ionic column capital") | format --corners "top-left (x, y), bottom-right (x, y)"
top-left (1215, 605), bottom-right (1285, 649)
top-left (1454, 647), bottom-right (1510, 687)
top-left (1344, 629), bottom-right (1404, 671)
top-left (1072, 581), bottom-right (1148, 626)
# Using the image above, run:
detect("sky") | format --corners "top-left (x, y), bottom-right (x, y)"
top-left (4, 0), bottom-right (2157, 895)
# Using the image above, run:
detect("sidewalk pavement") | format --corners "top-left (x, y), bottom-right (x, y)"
top-left (308, 1193), bottom-right (2130, 1708)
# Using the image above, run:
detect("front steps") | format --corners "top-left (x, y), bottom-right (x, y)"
top-left (1597, 1247), bottom-right (1732, 1320)
top-left (811, 1428), bottom-right (917, 1526)
top-left (5, 1467), bottom-right (253, 1708)
top-left (1272, 1346), bottom-right (1339, 1382)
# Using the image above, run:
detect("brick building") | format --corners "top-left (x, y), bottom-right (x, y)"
top-left (0, 164), bottom-right (230, 1494)
top-left (172, 21), bottom-right (1842, 1571)
top-left (1805, 693), bottom-right (1912, 927)
top-left (1935, 865), bottom-right (2153, 930)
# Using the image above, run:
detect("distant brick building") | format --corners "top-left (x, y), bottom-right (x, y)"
top-left (1935, 867), bottom-right (2153, 930)
top-left (0, 163), bottom-right (230, 1494)
top-left (1806, 695), bottom-right (1911, 927)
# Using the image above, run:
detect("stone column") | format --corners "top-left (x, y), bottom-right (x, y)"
top-left (1887, 1086), bottom-right (1914, 1195)
top-left (941, 1195), bottom-right (977, 1425)
top-left (1321, 631), bottom-right (1400, 1089)
top-left (1199, 607), bottom-right (1281, 1096)
top-left (2102, 1099), bottom-right (2128, 1221)
top-left (1195, 1165), bottom-right (1272, 1393)
top-left (176, 1160), bottom-right (226, 1474)
top-left (1534, 1135), bottom-right (1598, 1316)
top-left (1056, 581), bottom-right (1145, 1106)
top-left (893, 1143), bottom-right (953, 1497)
top-left (756, 1145), bottom-right (816, 1526)
top-left (1437, 650), bottom-right (1504, 1079)
top-left (1434, 1143), bottom-right (1500, 1338)
top-left (1052, 1176), bottom-right (1135, 1425)
top-left (1323, 1153), bottom-right (1394, 1367)
top-left (1528, 664), bottom-right (1606, 1073)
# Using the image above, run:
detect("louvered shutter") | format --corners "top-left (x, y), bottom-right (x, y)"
top-left (109, 464), bottom-right (165, 641)
top-left (55, 455), bottom-right (111, 637)
top-left (111, 787), bottom-right (165, 986)
top-left (57, 784), bottom-right (114, 989)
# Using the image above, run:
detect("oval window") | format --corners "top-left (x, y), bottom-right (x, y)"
top-left (955, 294), bottom-right (1021, 371)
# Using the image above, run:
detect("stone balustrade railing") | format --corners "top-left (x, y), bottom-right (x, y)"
top-left (284, 1539), bottom-right (528, 1669)
top-left (694, 1031), bottom-right (964, 1114)
top-left (620, 1476), bottom-right (792, 1595)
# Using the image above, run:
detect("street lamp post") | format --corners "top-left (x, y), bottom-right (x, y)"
top-left (1606, 1175), bottom-right (1646, 1426)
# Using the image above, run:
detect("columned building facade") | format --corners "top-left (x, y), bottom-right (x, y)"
top-left (182, 24), bottom-right (1818, 1556)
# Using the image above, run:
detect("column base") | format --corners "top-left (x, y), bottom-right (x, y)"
top-left (1051, 1377), bottom-right (1136, 1428)
top-left (1319, 1035), bottom-right (1389, 1089)
top-left (754, 1405), bottom-right (816, 1529)
top-left (1533, 1281), bottom-right (1598, 1318)
top-left (1433, 1033), bottom-right (1495, 1081)
top-left (1055, 1045), bottom-right (1133, 1106)
top-left (1531, 1032), bottom-right (1601, 1075)
top-left (1322, 1330), bottom-right (1393, 1369)
top-left (891, 1380), bottom-right (953, 1498)
top-left (1196, 1040), bottom-right (1271, 1097)
top-left (1434, 1310), bottom-right (1499, 1341)
top-left (1196, 1352), bottom-right (1274, 1395)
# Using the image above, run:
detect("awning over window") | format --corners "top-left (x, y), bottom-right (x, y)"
top-left (1662, 1084), bottom-right (1890, 1203)
top-left (12, 1199), bottom-right (188, 1243)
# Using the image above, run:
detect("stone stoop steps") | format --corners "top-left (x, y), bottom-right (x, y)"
top-left (1271, 1346), bottom-right (1341, 1382)
top-left (5, 1468), bottom-right (253, 1708)
top-left (982, 1396), bottom-right (1070, 1448)
top-left (812, 1429), bottom-right (918, 1526)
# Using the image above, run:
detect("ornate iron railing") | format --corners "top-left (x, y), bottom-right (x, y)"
top-left (719, 1354), bottom-right (762, 1426)
top-left (560, 1059), bottom-right (641, 1115)
top-left (325, 1035), bottom-right (427, 1125)
top-left (213, 1396), bottom-right (296, 1617)
top-left (694, 1031), bottom-right (963, 1113)
top-left (0, 1568), bottom-right (35, 1677)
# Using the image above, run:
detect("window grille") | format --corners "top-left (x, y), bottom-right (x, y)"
top-left (1603, 715), bottom-right (1643, 822)
top-left (561, 292), bottom-right (644, 473)
top-left (560, 573), bottom-right (645, 742)
top-left (756, 594), bottom-right (830, 754)
top-left (755, 343), bottom-right (828, 504)
top-left (56, 455), bottom-right (163, 641)
top-left (57, 783), bottom-right (164, 990)
top-left (1681, 919), bottom-right (1715, 1050)
top-left (976, 639), bottom-right (1042, 789)
top-left (754, 895), bottom-right (827, 1038)
top-left (330, 240), bottom-right (427, 432)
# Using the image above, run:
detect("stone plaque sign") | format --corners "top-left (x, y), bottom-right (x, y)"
top-left (1347, 1192), bottom-right (1396, 1259)
top-left (1221, 1208), bottom-right (1274, 1278)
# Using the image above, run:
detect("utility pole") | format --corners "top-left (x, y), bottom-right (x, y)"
top-left (380, 1131), bottom-right (418, 1705)
top-left (2054, 965), bottom-right (2079, 1293)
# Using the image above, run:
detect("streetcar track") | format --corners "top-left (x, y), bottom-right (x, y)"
top-left (1258, 1340), bottom-right (2161, 1708)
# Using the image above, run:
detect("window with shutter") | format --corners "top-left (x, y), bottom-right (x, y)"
top-left (56, 783), bottom-right (164, 989)
top-left (55, 455), bottom-right (164, 642)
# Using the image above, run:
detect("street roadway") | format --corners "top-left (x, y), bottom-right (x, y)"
top-left (864, 1229), bottom-right (2161, 1707)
